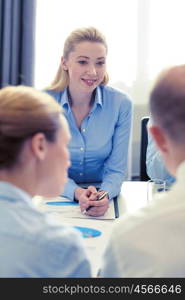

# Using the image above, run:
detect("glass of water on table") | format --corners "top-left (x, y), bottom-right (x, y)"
top-left (147, 178), bottom-right (166, 203)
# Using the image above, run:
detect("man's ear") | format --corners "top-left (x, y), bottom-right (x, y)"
top-left (149, 126), bottom-right (168, 154)
top-left (31, 133), bottom-right (47, 161)
top-left (61, 56), bottom-right (68, 71)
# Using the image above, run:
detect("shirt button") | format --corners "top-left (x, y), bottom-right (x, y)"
top-left (82, 128), bottom-right (86, 132)
top-left (80, 147), bottom-right (84, 151)
top-left (79, 162), bottom-right (82, 165)
top-left (80, 173), bottom-right (83, 176)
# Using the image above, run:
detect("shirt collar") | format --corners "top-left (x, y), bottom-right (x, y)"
top-left (60, 89), bottom-right (71, 112)
top-left (94, 86), bottom-right (103, 107)
top-left (60, 86), bottom-right (103, 112)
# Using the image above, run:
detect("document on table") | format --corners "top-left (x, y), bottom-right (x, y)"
top-left (33, 195), bottom-right (119, 220)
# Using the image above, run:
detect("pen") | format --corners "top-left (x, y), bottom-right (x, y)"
top-left (82, 191), bottom-right (109, 214)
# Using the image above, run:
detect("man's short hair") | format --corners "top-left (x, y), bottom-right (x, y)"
top-left (150, 64), bottom-right (185, 144)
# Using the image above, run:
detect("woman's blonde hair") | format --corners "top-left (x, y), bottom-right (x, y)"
top-left (48, 27), bottom-right (109, 91)
top-left (0, 85), bottom-right (62, 169)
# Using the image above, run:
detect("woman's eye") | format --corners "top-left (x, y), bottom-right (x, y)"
top-left (97, 61), bottom-right (105, 66)
top-left (78, 61), bottom-right (87, 65)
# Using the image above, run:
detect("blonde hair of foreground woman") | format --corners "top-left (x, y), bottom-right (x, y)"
top-left (0, 85), bottom-right (70, 197)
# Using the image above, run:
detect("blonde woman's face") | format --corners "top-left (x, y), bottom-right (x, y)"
top-left (62, 41), bottom-right (107, 93)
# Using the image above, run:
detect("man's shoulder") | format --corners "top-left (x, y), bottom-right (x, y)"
top-left (111, 199), bottom-right (168, 241)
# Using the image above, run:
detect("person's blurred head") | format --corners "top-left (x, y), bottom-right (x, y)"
top-left (149, 64), bottom-right (185, 176)
top-left (48, 27), bottom-right (109, 91)
top-left (0, 85), bottom-right (70, 197)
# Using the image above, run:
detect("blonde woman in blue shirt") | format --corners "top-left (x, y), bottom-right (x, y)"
top-left (46, 27), bottom-right (132, 217)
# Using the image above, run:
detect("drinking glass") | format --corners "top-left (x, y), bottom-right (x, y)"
top-left (147, 179), bottom-right (166, 203)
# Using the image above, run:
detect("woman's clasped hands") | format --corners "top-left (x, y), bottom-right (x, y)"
top-left (75, 186), bottom-right (109, 217)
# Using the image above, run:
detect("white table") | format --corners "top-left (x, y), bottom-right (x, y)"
top-left (34, 181), bottom-right (148, 277)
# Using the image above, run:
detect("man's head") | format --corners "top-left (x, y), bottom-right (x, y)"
top-left (149, 65), bottom-right (185, 176)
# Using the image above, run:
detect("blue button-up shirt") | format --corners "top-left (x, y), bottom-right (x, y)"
top-left (146, 126), bottom-right (175, 186)
top-left (0, 181), bottom-right (91, 277)
top-left (47, 85), bottom-right (132, 200)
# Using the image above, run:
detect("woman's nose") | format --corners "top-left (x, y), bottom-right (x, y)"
top-left (86, 64), bottom-right (97, 76)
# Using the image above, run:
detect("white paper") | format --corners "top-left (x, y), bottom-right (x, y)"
top-left (33, 196), bottom-right (116, 220)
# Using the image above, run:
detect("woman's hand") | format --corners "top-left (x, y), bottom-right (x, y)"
top-left (86, 189), bottom-right (109, 217)
top-left (75, 186), bottom-right (109, 217)
top-left (74, 186), bottom-right (96, 212)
